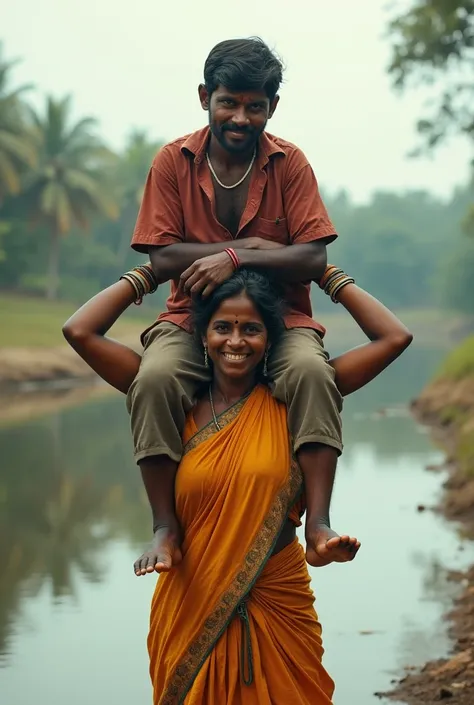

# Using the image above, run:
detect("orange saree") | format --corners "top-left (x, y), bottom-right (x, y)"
top-left (148, 384), bottom-right (334, 705)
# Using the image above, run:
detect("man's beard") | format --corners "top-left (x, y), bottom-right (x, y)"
top-left (209, 113), bottom-right (266, 154)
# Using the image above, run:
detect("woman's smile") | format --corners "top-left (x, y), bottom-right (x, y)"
top-left (204, 294), bottom-right (268, 379)
top-left (221, 352), bottom-right (251, 361)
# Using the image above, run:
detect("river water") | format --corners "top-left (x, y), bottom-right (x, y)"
top-left (1, 342), bottom-right (472, 705)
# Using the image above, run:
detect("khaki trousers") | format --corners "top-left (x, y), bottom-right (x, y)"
top-left (126, 322), bottom-right (343, 463)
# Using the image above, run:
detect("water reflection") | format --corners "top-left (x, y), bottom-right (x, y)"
top-left (0, 399), bottom-right (149, 664)
top-left (0, 344), bottom-right (472, 704)
top-left (394, 556), bottom-right (463, 666)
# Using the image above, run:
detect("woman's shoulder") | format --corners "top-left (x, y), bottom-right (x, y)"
top-left (256, 383), bottom-right (287, 414)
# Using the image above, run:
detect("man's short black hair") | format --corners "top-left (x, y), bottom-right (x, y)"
top-left (203, 37), bottom-right (283, 101)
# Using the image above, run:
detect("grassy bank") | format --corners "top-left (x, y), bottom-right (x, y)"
top-left (0, 295), bottom-right (152, 386)
top-left (0, 294), bottom-right (150, 348)
top-left (0, 294), bottom-right (471, 349)
top-left (414, 334), bottom-right (474, 484)
top-left (433, 336), bottom-right (474, 478)
top-left (435, 335), bottom-right (474, 382)
top-left (0, 294), bottom-right (472, 388)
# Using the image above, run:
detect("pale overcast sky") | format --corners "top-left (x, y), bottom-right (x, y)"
top-left (2, 0), bottom-right (470, 203)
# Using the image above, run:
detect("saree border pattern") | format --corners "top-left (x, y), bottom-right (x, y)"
top-left (160, 408), bottom-right (303, 704)
top-left (183, 395), bottom-right (248, 456)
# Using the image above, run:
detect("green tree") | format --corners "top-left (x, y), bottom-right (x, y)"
top-left (439, 239), bottom-right (474, 313)
top-left (23, 95), bottom-right (118, 299)
top-left (388, 0), bottom-right (474, 153)
top-left (0, 44), bottom-right (36, 203)
top-left (114, 129), bottom-right (162, 268)
top-left (387, 1), bottom-right (474, 308)
top-left (54, 129), bottom-right (163, 303)
top-left (319, 188), bottom-right (462, 311)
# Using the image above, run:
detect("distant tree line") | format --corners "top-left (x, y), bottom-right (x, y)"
top-left (0, 39), bottom-right (473, 315)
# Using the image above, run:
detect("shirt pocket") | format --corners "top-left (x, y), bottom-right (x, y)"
top-left (255, 216), bottom-right (290, 245)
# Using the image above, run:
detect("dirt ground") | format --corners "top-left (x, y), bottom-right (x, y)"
top-left (0, 333), bottom-right (140, 388)
top-left (378, 564), bottom-right (474, 704)
top-left (378, 386), bottom-right (474, 705)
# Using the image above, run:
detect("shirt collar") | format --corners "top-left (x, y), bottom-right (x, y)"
top-left (181, 127), bottom-right (285, 167)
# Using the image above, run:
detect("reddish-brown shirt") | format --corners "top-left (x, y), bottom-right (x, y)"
top-left (131, 127), bottom-right (337, 336)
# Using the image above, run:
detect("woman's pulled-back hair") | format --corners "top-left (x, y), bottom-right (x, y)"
top-left (193, 269), bottom-right (285, 344)
top-left (203, 37), bottom-right (283, 102)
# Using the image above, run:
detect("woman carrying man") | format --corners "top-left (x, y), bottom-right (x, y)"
top-left (63, 263), bottom-right (412, 704)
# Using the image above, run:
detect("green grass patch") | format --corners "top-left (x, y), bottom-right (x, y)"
top-left (0, 294), bottom-right (470, 351)
top-left (0, 294), bottom-right (151, 348)
top-left (438, 405), bottom-right (468, 427)
top-left (458, 428), bottom-right (474, 477)
top-left (434, 336), bottom-right (474, 382)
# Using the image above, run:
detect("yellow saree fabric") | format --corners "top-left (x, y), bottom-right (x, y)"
top-left (148, 385), bottom-right (334, 705)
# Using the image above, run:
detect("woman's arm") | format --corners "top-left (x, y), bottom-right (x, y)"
top-left (328, 283), bottom-right (413, 397)
top-left (62, 279), bottom-right (142, 394)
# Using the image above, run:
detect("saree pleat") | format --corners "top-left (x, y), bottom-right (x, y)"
top-left (186, 539), bottom-right (334, 705)
top-left (148, 385), bottom-right (334, 705)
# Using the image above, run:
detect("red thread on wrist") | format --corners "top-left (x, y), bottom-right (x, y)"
top-left (224, 248), bottom-right (240, 270)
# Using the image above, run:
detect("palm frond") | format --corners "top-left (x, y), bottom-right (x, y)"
top-left (65, 116), bottom-right (98, 145)
top-left (0, 129), bottom-right (37, 166)
top-left (68, 173), bottom-right (119, 220)
top-left (21, 93), bottom-right (118, 234)
top-left (0, 151), bottom-right (21, 194)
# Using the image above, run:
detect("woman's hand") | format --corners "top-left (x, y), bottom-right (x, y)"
top-left (134, 527), bottom-right (183, 576)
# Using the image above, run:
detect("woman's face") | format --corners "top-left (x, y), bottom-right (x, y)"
top-left (203, 293), bottom-right (269, 380)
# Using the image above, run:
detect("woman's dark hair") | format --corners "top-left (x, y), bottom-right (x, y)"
top-left (203, 37), bottom-right (283, 102)
top-left (193, 269), bottom-right (285, 344)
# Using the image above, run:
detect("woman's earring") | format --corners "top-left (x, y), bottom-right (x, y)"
top-left (204, 346), bottom-right (209, 368)
top-left (263, 349), bottom-right (269, 377)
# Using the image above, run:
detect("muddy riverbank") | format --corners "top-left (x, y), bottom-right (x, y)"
top-left (0, 334), bottom-right (140, 391)
top-left (382, 361), bottom-right (474, 704)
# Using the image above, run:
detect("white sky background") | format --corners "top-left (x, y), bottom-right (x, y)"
top-left (2, 0), bottom-right (470, 203)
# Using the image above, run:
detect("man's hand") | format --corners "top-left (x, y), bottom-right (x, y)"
top-left (180, 251), bottom-right (235, 297)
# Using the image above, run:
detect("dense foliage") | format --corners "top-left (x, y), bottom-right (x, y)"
top-left (0, 39), bottom-right (473, 314)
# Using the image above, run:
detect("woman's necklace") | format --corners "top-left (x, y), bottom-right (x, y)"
top-left (208, 385), bottom-right (253, 432)
top-left (206, 149), bottom-right (256, 190)
top-left (208, 385), bottom-right (222, 431)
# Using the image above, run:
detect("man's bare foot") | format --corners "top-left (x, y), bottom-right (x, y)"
top-left (305, 522), bottom-right (361, 567)
top-left (133, 526), bottom-right (182, 576)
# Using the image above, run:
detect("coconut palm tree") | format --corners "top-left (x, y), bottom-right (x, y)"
top-left (24, 95), bottom-right (118, 299)
top-left (121, 129), bottom-right (161, 206)
top-left (0, 43), bottom-right (36, 203)
top-left (115, 129), bottom-right (162, 268)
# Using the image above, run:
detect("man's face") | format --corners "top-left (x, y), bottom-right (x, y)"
top-left (200, 85), bottom-right (279, 154)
